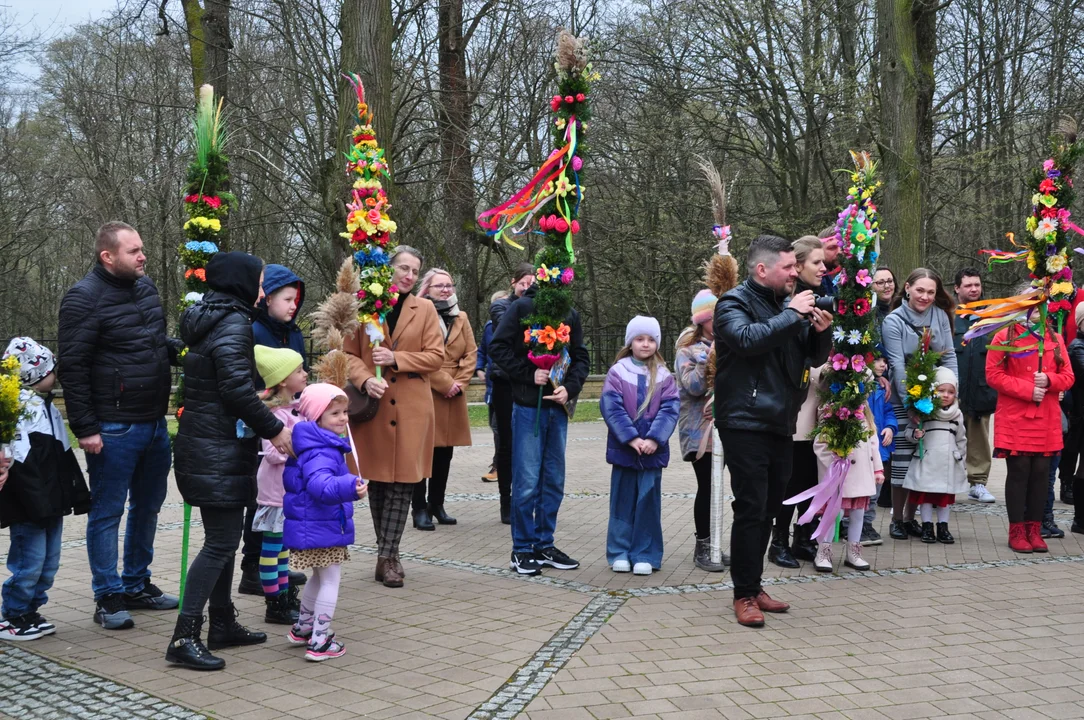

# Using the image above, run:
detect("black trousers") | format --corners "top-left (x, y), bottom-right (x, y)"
top-left (181, 506), bottom-right (244, 617)
top-left (720, 428), bottom-right (793, 599)
top-left (413, 446), bottom-right (455, 510)
top-left (240, 504), bottom-right (261, 568)
top-left (1061, 421), bottom-right (1082, 484)
top-left (492, 379), bottom-right (514, 510)
top-left (691, 454), bottom-right (711, 540)
top-left (774, 441), bottom-right (817, 531)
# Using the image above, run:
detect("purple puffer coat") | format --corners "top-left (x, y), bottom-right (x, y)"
top-left (600, 357), bottom-right (680, 470)
top-left (283, 422), bottom-right (359, 551)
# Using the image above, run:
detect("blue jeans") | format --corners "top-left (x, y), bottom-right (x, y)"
top-left (2, 518), bottom-right (63, 619)
top-left (607, 467), bottom-right (663, 568)
top-left (85, 419), bottom-right (172, 599)
top-left (510, 404), bottom-right (568, 553)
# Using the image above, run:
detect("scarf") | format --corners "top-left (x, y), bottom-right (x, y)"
top-left (432, 294), bottom-right (460, 341)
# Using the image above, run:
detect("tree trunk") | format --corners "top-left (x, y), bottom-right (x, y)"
top-left (201, 0), bottom-right (231, 102)
top-left (437, 0), bottom-right (479, 324)
top-left (876, 0), bottom-right (936, 273)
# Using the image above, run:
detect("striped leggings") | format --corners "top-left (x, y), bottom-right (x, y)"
top-left (260, 532), bottom-right (290, 598)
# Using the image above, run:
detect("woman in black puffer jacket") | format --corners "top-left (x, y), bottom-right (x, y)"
top-left (167, 252), bottom-right (293, 672)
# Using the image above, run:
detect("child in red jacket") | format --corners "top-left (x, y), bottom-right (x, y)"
top-left (986, 323), bottom-right (1075, 552)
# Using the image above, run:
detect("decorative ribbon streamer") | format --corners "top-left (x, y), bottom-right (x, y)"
top-left (784, 455), bottom-right (849, 542)
top-left (177, 503), bottom-right (192, 609)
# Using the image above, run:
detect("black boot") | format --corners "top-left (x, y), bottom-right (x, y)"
top-left (264, 592), bottom-right (298, 625)
top-left (429, 504), bottom-right (457, 525)
top-left (500, 496), bottom-right (511, 525)
top-left (207, 604), bottom-right (267, 651)
top-left (166, 614), bottom-right (225, 671)
top-left (237, 558), bottom-right (261, 596)
top-left (935, 522), bottom-right (955, 544)
top-left (791, 523), bottom-right (817, 562)
top-left (693, 536), bottom-right (728, 572)
top-left (288, 570), bottom-right (307, 586)
top-left (768, 526), bottom-right (799, 568)
top-left (412, 508), bottom-right (435, 531)
top-left (287, 583), bottom-right (301, 611)
top-left (1042, 517), bottom-right (1065, 539)
top-left (920, 521), bottom-right (936, 543)
top-left (1061, 481), bottom-right (1074, 504)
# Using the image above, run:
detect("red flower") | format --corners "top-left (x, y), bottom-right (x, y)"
top-left (1042, 207), bottom-right (1058, 219)
top-left (575, 93), bottom-right (585, 102)
top-left (352, 228), bottom-right (368, 243)
top-left (550, 95), bottom-right (561, 111)
top-left (852, 298), bottom-right (871, 316)
top-left (836, 301), bottom-right (848, 315)
top-left (564, 95), bottom-right (574, 104)
top-left (1040, 178), bottom-right (1058, 194)
top-left (865, 352), bottom-right (875, 364)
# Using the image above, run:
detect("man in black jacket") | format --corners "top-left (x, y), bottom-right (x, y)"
top-left (714, 235), bottom-right (833, 627)
top-left (489, 284), bottom-right (591, 576)
top-left (953, 268), bottom-right (999, 504)
top-left (58, 221), bottom-right (182, 630)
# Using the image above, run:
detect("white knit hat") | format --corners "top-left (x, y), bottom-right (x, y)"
top-left (624, 315), bottom-right (662, 347)
top-left (934, 366), bottom-right (957, 390)
top-left (3, 337), bottom-right (55, 386)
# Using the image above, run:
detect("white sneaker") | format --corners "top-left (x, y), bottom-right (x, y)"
top-left (814, 543), bottom-right (833, 573)
top-left (612, 559), bottom-right (631, 573)
top-left (969, 484), bottom-right (996, 503)
top-left (844, 542), bottom-right (870, 571)
top-left (632, 562), bottom-right (652, 575)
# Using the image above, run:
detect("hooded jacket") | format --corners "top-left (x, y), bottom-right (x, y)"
top-left (252, 264), bottom-right (308, 389)
top-left (713, 278), bottom-right (833, 436)
top-left (174, 252), bottom-right (285, 508)
top-left (282, 422), bottom-right (358, 551)
top-left (953, 313), bottom-right (998, 417)
top-left (57, 265), bottom-right (181, 438)
top-left (600, 357), bottom-right (680, 469)
top-left (488, 286), bottom-right (591, 410)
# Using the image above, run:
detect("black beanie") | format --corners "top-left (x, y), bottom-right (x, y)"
top-left (206, 251), bottom-right (265, 307)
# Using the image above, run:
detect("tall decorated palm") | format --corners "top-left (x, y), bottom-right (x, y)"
top-left (177, 84), bottom-right (231, 605)
top-left (786, 151), bottom-right (883, 541)
top-left (338, 75), bottom-right (400, 380)
top-left (478, 30), bottom-right (596, 427)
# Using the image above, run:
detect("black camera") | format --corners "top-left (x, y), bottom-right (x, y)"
top-left (814, 295), bottom-right (838, 313)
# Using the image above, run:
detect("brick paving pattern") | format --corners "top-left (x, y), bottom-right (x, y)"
top-left (1, 422), bottom-right (1082, 719)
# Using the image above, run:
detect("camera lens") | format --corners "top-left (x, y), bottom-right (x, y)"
top-left (814, 296), bottom-right (838, 313)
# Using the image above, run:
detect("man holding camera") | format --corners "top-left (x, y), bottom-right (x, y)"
top-left (714, 235), bottom-right (833, 627)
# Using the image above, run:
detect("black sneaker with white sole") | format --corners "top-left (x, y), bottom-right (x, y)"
top-left (509, 552), bottom-right (542, 576)
top-left (536, 546), bottom-right (579, 570)
top-left (28, 612), bottom-right (55, 636)
top-left (859, 522), bottom-right (883, 546)
top-left (0, 614), bottom-right (44, 641)
top-left (94, 593), bottom-right (135, 630)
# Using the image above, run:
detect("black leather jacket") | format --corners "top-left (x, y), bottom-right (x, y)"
top-left (954, 314), bottom-right (998, 417)
top-left (1069, 338), bottom-right (1084, 422)
top-left (713, 278), bottom-right (832, 436)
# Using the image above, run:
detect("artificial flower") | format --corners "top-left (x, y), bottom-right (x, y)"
top-left (538, 326), bottom-right (558, 350)
top-left (851, 354), bottom-right (866, 372)
top-left (833, 327), bottom-right (846, 343)
top-left (556, 324), bottom-right (570, 343)
top-left (837, 407), bottom-right (852, 420)
top-left (914, 398), bottom-right (934, 414)
top-left (1044, 158), bottom-right (1056, 172)
top-left (1031, 193), bottom-right (1043, 206)
top-left (848, 329), bottom-right (862, 345)
top-left (1034, 218), bottom-right (1058, 239)
top-left (855, 268), bottom-right (872, 287)
top-left (830, 382), bottom-right (843, 395)
top-left (836, 268), bottom-right (849, 286)
top-left (1027, 253), bottom-right (1037, 271)
top-left (832, 353), bottom-right (849, 371)
top-left (1026, 216), bottom-right (1038, 232)
top-left (524, 329), bottom-right (532, 344)
top-left (184, 292), bottom-right (203, 303)
top-left (837, 301), bottom-right (848, 316)
top-left (1040, 194), bottom-right (1058, 208)
top-left (908, 384), bottom-right (923, 398)
top-left (1047, 254), bottom-right (1068, 273)
top-left (1052, 281), bottom-right (1073, 296)
top-left (853, 298), bottom-right (871, 316)
top-left (555, 117), bottom-right (567, 130)
top-left (854, 407), bottom-right (865, 420)
top-left (554, 176), bottom-right (572, 197)
top-left (1040, 178), bottom-right (1058, 194)
top-left (368, 282), bottom-right (384, 296)
top-left (560, 268), bottom-right (575, 284)
top-left (861, 331), bottom-right (872, 343)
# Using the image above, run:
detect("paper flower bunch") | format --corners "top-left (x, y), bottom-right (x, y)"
top-left (814, 151), bottom-right (882, 457)
top-left (338, 74), bottom-right (400, 347)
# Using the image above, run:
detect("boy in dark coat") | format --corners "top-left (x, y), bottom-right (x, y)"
top-left (1, 337), bottom-right (90, 641)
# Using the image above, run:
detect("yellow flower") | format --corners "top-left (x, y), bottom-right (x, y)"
top-left (1027, 253), bottom-right (1037, 271)
top-left (1047, 254), bottom-right (1067, 273)
top-left (1032, 193), bottom-right (1042, 206)
top-left (555, 117), bottom-right (567, 130)
top-left (368, 283), bottom-right (384, 296)
top-left (555, 176), bottom-right (572, 197)
top-left (1052, 281), bottom-right (1073, 296)
top-left (1026, 216), bottom-right (1038, 232)
top-left (908, 385), bottom-right (923, 398)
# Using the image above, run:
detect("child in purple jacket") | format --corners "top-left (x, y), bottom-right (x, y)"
top-left (600, 316), bottom-right (680, 575)
top-left (283, 384), bottom-right (366, 662)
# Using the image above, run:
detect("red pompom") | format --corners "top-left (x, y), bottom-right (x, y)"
top-left (571, 220), bottom-right (580, 234)
top-left (555, 218), bottom-right (569, 233)
top-left (575, 93), bottom-right (585, 102)
top-left (564, 95), bottom-right (574, 104)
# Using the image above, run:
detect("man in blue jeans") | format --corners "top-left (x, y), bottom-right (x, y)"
top-left (489, 284), bottom-right (591, 575)
top-left (58, 222), bottom-right (183, 629)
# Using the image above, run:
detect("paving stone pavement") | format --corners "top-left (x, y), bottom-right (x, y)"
top-left (1, 421), bottom-right (1082, 719)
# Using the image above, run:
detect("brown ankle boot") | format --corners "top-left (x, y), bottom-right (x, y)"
top-left (382, 560), bottom-right (404, 588)
top-left (375, 556), bottom-right (389, 582)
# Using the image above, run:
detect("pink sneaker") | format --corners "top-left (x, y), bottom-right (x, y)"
top-left (305, 637), bottom-right (346, 662)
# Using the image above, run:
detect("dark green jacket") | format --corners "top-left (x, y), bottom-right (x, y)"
top-left (954, 314), bottom-right (998, 417)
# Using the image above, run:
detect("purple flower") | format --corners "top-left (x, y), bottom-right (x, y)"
top-left (1047, 243), bottom-right (1058, 256)
top-left (1048, 169), bottom-right (1062, 179)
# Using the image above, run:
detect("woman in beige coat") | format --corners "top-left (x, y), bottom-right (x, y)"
top-left (411, 269), bottom-right (477, 530)
top-left (345, 246), bottom-right (444, 588)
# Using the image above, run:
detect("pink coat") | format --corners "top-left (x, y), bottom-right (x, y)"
top-left (257, 401), bottom-right (301, 507)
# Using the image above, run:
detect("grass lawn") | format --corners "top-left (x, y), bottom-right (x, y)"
top-left (67, 403), bottom-right (599, 445)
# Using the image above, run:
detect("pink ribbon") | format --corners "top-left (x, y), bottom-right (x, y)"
top-left (784, 455), bottom-right (849, 541)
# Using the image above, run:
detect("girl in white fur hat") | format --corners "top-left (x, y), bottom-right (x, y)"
top-left (903, 366), bottom-right (969, 544)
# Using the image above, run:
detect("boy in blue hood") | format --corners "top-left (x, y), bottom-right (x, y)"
top-left (240, 263), bottom-right (309, 596)
top-left (252, 264), bottom-right (308, 387)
